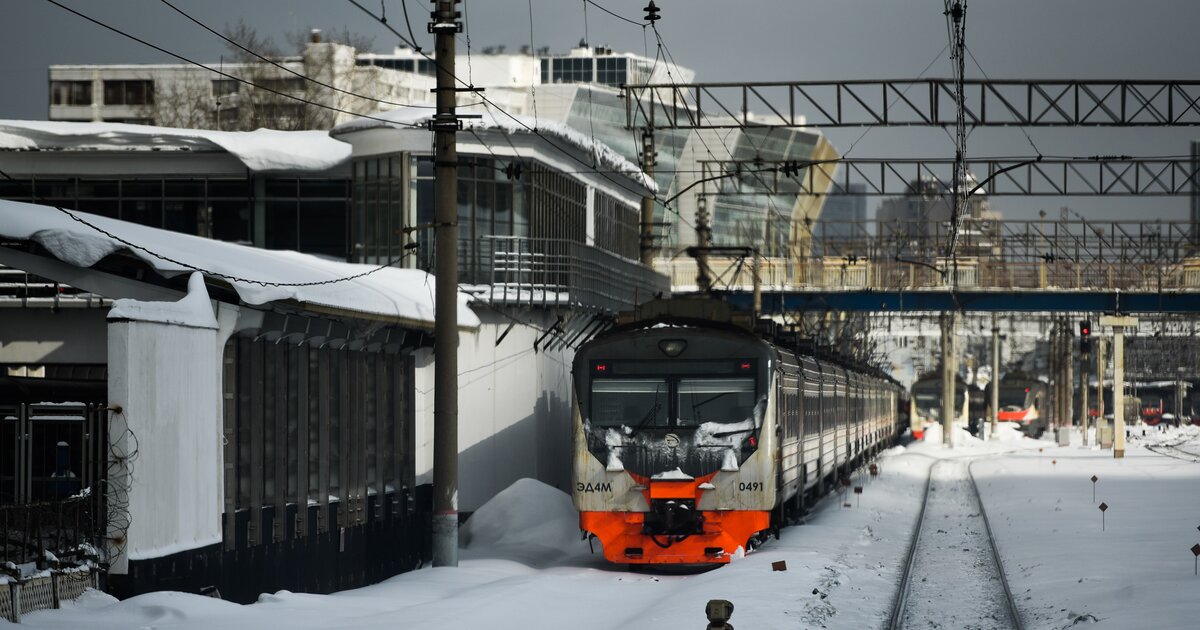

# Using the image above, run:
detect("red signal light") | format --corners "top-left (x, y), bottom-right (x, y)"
top-left (739, 361), bottom-right (752, 371)
top-left (595, 363), bottom-right (607, 373)
top-left (748, 436), bottom-right (757, 447)
top-left (1024, 387), bottom-right (1030, 393)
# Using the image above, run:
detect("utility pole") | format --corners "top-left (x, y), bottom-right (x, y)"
top-left (1079, 319), bottom-right (1092, 446)
top-left (1048, 319), bottom-right (1059, 436)
top-left (1060, 318), bottom-right (1073, 446)
top-left (639, 128), bottom-right (656, 266)
top-left (431, 0), bottom-right (461, 567)
top-left (941, 312), bottom-right (956, 447)
top-left (990, 313), bottom-right (1000, 440)
top-left (1101, 316), bottom-right (1139, 459)
top-left (695, 194), bottom-right (712, 292)
top-left (640, 0), bottom-right (660, 268)
top-left (1096, 335), bottom-right (1108, 448)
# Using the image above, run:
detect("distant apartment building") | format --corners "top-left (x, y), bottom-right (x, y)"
top-left (48, 39), bottom-right (838, 260)
top-left (814, 183), bottom-right (867, 256)
top-left (875, 176), bottom-right (1002, 260)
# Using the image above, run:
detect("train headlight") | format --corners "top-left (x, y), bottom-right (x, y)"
top-left (658, 339), bottom-right (687, 357)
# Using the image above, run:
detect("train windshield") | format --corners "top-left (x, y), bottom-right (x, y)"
top-left (998, 386), bottom-right (1030, 410)
top-left (677, 378), bottom-right (756, 426)
top-left (590, 379), bottom-right (668, 429)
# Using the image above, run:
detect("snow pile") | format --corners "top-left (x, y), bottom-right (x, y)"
top-left (0, 199), bottom-right (480, 329)
top-left (460, 478), bottom-right (587, 566)
top-left (0, 120), bottom-right (350, 172)
top-left (108, 272), bottom-right (218, 329)
top-left (331, 105), bottom-right (657, 193)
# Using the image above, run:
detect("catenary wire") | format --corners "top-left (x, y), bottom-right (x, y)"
top-left (42, 0), bottom-right (425, 130)
top-left (155, 0), bottom-right (442, 109)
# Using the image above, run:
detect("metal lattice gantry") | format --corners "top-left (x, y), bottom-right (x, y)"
top-left (697, 157), bottom-right (1200, 197)
top-left (622, 79), bottom-right (1200, 129)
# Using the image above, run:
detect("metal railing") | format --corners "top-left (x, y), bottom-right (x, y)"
top-left (0, 266), bottom-right (109, 308)
top-left (480, 236), bottom-right (670, 313)
top-left (657, 220), bottom-right (1200, 292)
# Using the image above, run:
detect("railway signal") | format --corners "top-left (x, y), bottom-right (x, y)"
top-left (1079, 320), bottom-right (1092, 354)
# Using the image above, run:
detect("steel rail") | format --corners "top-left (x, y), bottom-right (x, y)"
top-left (967, 458), bottom-right (1025, 630)
top-left (886, 458), bottom-right (935, 630)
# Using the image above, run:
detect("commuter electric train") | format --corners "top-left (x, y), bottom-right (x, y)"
top-left (908, 371), bottom-right (968, 440)
top-left (571, 300), bottom-right (904, 564)
top-left (996, 373), bottom-right (1048, 436)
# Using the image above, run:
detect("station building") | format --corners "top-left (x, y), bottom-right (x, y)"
top-left (0, 115), bottom-right (663, 607)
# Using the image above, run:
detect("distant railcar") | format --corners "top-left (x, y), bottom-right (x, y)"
top-left (571, 310), bottom-right (903, 565)
top-left (996, 374), bottom-right (1047, 437)
top-left (908, 371), bottom-right (968, 440)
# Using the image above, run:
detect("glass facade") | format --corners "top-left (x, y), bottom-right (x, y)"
top-left (353, 152), bottom-right (639, 281)
top-left (0, 176), bottom-right (349, 258)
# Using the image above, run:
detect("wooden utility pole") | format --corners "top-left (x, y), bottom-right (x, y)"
top-left (431, 0), bottom-right (461, 567)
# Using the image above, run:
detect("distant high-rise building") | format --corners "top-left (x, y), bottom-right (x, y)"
top-left (874, 176), bottom-right (1002, 259)
top-left (814, 183), bottom-right (866, 256)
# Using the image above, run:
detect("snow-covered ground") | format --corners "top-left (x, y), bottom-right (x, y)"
top-left (16, 425), bottom-right (1200, 629)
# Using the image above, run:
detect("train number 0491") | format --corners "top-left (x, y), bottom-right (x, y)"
top-left (738, 482), bottom-right (764, 492)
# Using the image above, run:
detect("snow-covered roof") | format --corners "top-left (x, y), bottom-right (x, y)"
top-left (330, 105), bottom-right (657, 193)
top-left (0, 120), bottom-right (351, 172)
top-left (0, 199), bottom-right (479, 330)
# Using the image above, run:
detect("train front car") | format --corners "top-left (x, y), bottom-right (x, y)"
top-left (572, 322), bottom-right (776, 564)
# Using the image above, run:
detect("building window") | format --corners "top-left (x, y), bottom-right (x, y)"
top-left (265, 178), bottom-right (349, 257)
top-left (212, 79), bottom-right (239, 97)
top-left (259, 78), bottom-right (306, 92)
top-left (593, 190), bottom-right (639, 260)
top-left (596, 58), bottom-right (627, 86)
top-left (50, 81), bottom-right (92, 106)
top-left (102, 80), bottom-right (154, 106)
top-left (352, 157), bottom-right (406, 265)
top-left (551, 58), bottom-right (594, 84)
top-left (540, 59), bottom-right (549, 83)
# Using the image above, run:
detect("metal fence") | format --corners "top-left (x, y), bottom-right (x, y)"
top-left (0, 568), bottom-right (100, 623)
top-left (0, 266), bottom-right (110, 308)
top-left (481, 236), bottom-right (671, 313)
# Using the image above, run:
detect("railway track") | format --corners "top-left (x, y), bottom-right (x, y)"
top-left (1145, 438), bottom-right (1200, 463)
top-left (888, 458), bottom-right (1022, 630)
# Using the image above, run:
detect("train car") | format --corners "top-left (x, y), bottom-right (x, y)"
top-left (571, 302), bottom-right (902, 565)
top-left (908, 371), bottom-right (968, 440)
top-left (996, 374), bottom-right (1047, 437)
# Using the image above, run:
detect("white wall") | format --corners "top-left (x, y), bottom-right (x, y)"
top-left (413, 307), bottom-right (574, 512)
top-left (106, 319), bottom-right (223, 572)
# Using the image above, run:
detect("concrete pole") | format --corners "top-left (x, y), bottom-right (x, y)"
top-left (1080, 344), bottom-right (1090, 447)
top-left (990, 313), bottom-right (1000, 440)
top-left (1113, 325), bottom-right (1126, 458)
top-left (431, 0), bottom-right (460, 567)
top-left (1096, 336), bottom-right (1107, 447)
top-left (941, 312), bottom-right (955, 447)
top-left (1101, 316), bottom-right (1139, 459)
top-left (639, 128), bottom-right (656, 266)
top-left (1061, 318), bottom-right (1074, 446)
top-left (1048, 319), bottom-right (1059, 435)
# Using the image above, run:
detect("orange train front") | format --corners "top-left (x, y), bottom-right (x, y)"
top-left (571, 302), bottom-right (903, 565)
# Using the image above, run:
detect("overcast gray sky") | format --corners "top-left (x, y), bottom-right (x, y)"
top-left (4, 0), bottom-right (1198, 221)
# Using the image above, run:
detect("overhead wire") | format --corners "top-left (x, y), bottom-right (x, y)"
top-left (346, 0), bottom-right (673, 217)
top-left (42, 0), bottom-right (424, 130)
top-left (155, 0), bottom-right (442, 109)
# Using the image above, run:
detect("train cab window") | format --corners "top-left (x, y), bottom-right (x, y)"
top-left (590, 379), bottom-right (668, 429)
top-left (677, 378), bottom-right (756, 427)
